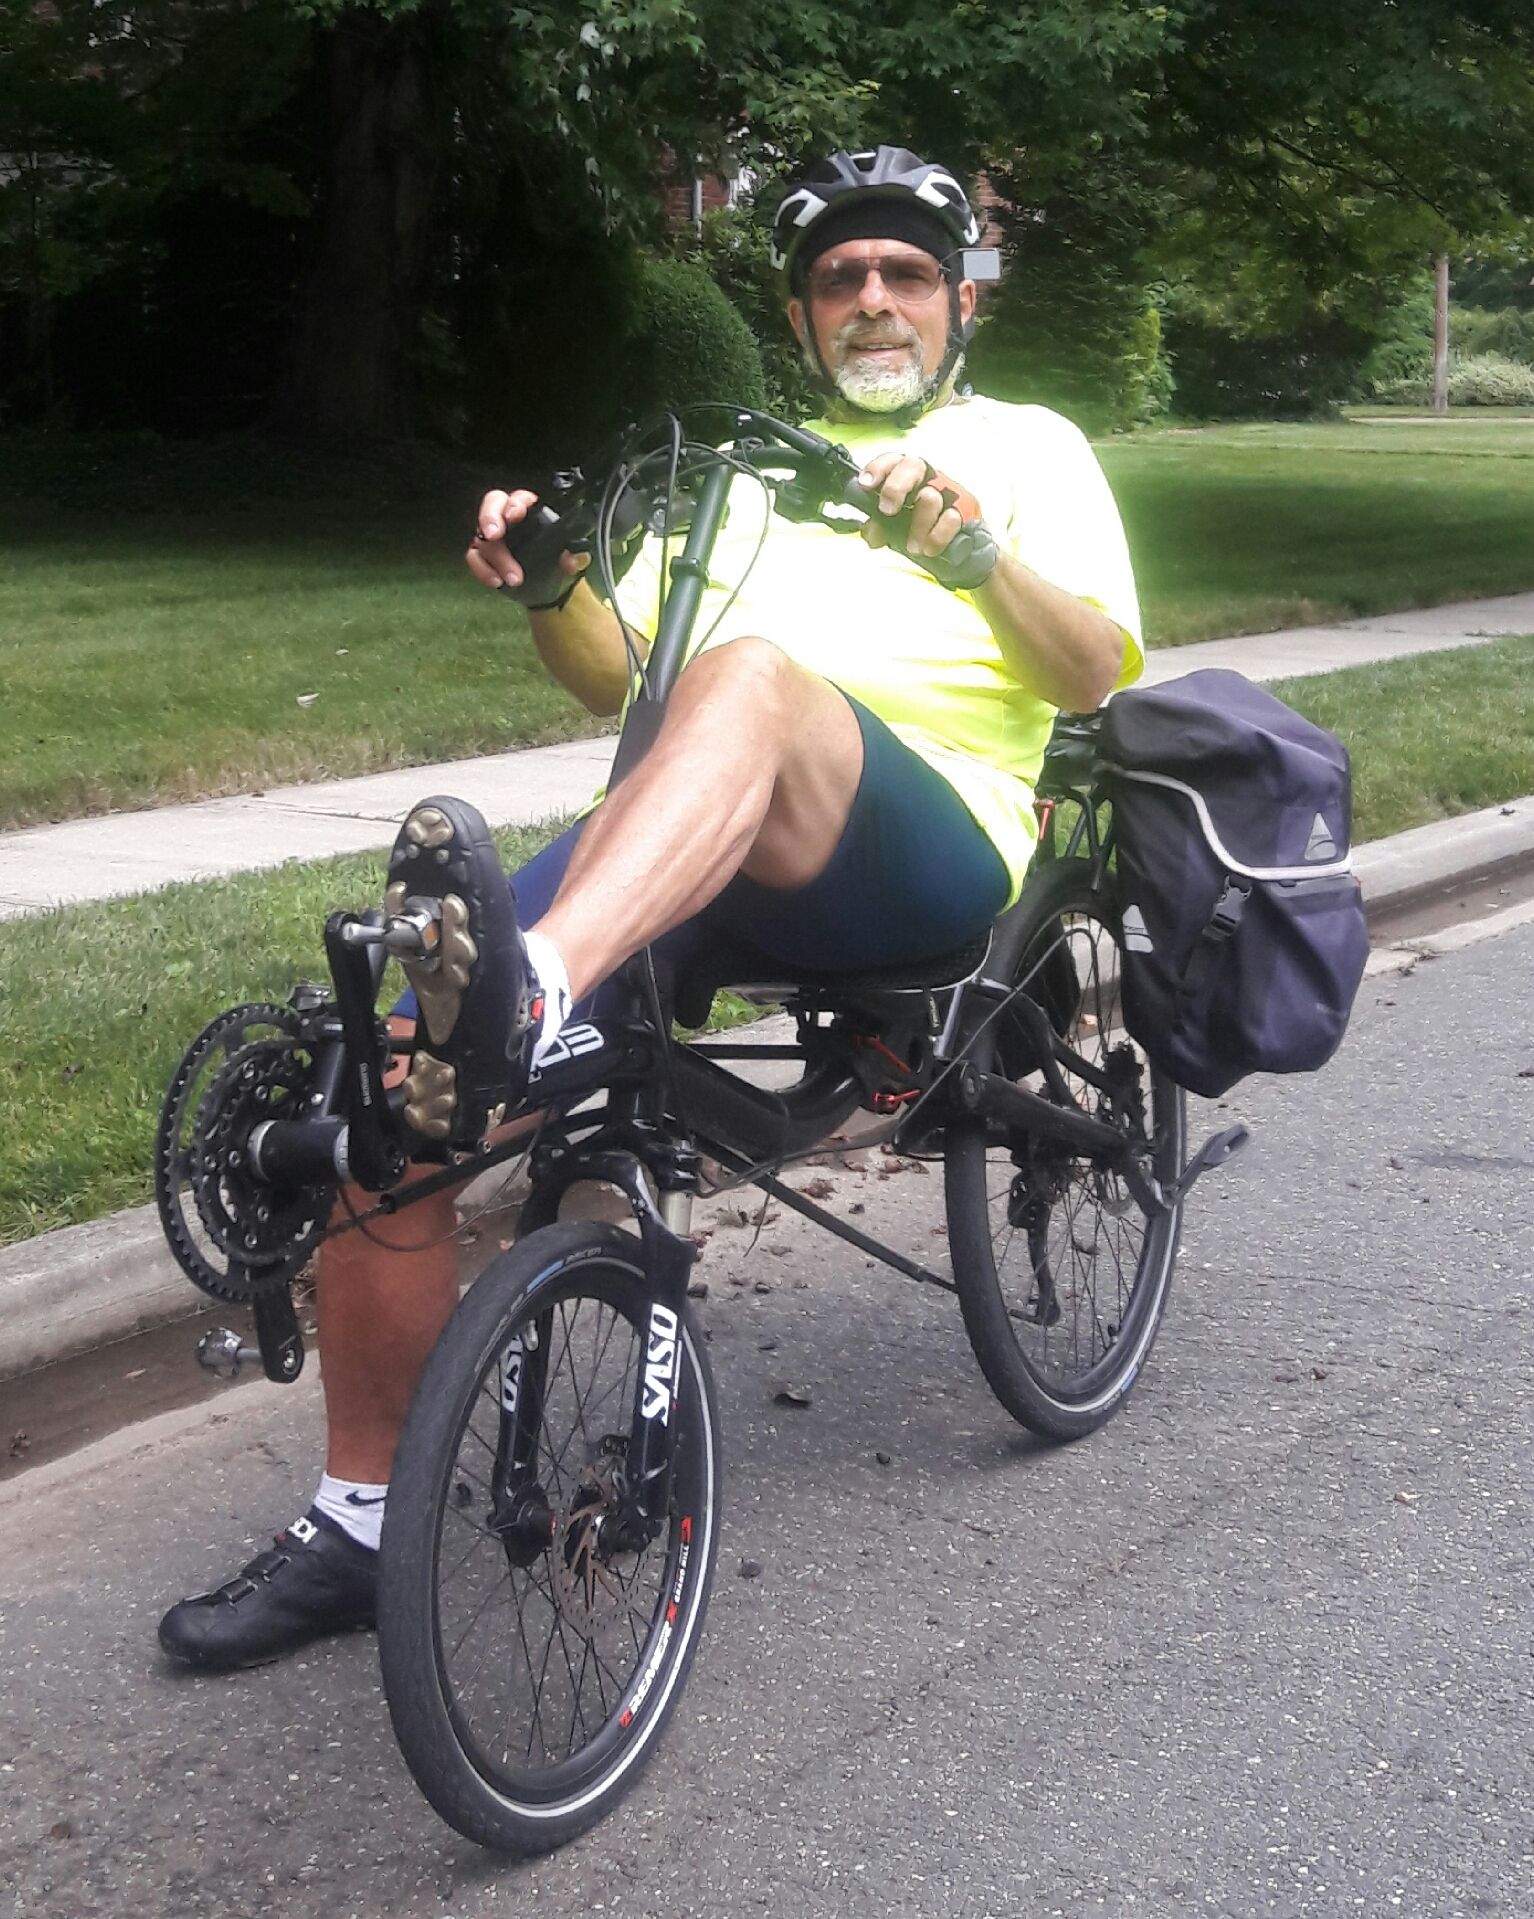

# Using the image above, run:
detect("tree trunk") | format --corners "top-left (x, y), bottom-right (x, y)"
top-left (273, 3), bottom-right (449, 441)
top-left (1432, 252), bottom-right (1450, 418)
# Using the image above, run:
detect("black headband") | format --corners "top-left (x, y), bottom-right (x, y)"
top-left (791, 198), bottom-right (956, 292)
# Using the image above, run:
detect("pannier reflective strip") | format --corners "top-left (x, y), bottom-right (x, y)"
top-left (1100, 764), bottom-right (1355, 884)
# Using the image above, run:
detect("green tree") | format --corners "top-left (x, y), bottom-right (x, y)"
top-left (4, 0), bottom-right (1533, 438)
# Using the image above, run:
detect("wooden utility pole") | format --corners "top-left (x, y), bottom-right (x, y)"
top-left (1432, 253), bottom-right (1450, 417)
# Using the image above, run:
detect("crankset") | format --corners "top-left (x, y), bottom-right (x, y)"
top-left (154, 1000), bottom-right (334, 1304)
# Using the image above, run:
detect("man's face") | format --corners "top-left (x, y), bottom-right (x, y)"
top-left (787, 238), bottom-right (976, 414)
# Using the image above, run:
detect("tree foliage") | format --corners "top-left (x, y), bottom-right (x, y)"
top-left (2, 0), bottom-right (1531, 438)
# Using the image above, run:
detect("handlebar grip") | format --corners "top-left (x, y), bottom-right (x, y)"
top-left (841, 479), bottom-right (998, 594)
top-left (497, 504), bottom-right (576, 608)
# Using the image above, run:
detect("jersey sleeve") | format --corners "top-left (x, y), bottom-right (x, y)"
top-left (609, 536), bottom-right (663, 643)
top-left (1001, 410), bottom-right (1144, 690)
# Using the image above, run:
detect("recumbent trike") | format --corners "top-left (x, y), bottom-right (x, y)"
top-left (154, 408), bottom-right (1247, 1854)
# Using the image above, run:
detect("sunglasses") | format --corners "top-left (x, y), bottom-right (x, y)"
top-left (804, 252), bottom-right (951, 307)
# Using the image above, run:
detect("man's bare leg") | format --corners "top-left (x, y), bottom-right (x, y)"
top-left (160, 638), bottom-right (860, 1665)
top-left (315, 1181), bottom-right (459, 1484)
top-left (538, 635), bottom-right (864, 999)
top-left (317, 638), bottom-right (858, 1480)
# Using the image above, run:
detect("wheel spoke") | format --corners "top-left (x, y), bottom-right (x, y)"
top-left (383, 1241), bottom-right (716, 1850)
top-left (948, 874), bottom-right (1184, 1433)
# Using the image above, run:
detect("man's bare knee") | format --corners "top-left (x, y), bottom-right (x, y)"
top-left (678, 635), bottom-right (794, 705)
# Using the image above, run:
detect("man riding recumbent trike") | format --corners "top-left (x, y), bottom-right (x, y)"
top-left (151, 147), bottom-right (1366, 1856)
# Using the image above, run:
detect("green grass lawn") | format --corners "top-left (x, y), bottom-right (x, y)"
top-left (0, 434), bottom-right (599, 829)
top-left (1102, 416), bottom-right (1534, 644)
top-left (1274, 631), bottom-right (1534, 843)
top-left (5, 631), bottom-right (1533, 1248)
top-left (3, 416), bottom-right (1534, 829)
top-left (0, 818), bottom-right (562, 1247)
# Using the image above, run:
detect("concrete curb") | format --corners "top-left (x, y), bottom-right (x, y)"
top-left (0, 1206), bottom-right (205, 1383)
top-left (1353, 794), bottom-right (1534, 914)
top-left (4, 797), bottom-right (1532, 1384)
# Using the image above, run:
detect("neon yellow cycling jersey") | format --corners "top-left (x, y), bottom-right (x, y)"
top-left (614, 394), bottom-right (1144, 907)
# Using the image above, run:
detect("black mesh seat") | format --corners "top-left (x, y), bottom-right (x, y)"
top-left (669, 930), bottom-right (994, 1029)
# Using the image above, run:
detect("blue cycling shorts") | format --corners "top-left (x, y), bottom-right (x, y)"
top-left (395, 693), bottom-right (1009, 1021)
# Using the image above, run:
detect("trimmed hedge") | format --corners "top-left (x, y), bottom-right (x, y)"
top-left (616, 256), bottom-right (767, 420)
top-left (1373, 351), bottom-right (1534, 408)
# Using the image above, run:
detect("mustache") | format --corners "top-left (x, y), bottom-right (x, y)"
top-left (834, 320), bottom-right (919, 351)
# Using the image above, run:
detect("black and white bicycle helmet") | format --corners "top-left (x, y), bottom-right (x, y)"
top-left (769, 146), bottom-right (980, 285)
top-left (769, 145), bottom-right (983, 419)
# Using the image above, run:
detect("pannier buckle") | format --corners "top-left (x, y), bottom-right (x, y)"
top-left (1207, 878), bottom-right (1251, 942)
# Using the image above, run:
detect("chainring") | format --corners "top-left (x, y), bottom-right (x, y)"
top-left (154, 1002), bottom-right (329, 1303)
top-left (190, 1037), bottom-right (331, 1280)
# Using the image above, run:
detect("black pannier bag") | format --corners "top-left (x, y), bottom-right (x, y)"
top-left (1099, 668), bottom-right (1370, 1099)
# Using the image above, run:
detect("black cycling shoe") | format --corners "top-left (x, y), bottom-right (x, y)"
top-left (157, 1508), bottom-right (377, 1672)
top-left (385, 795), bottom-right (530, 1147)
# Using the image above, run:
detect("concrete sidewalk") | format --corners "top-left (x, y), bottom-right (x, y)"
top-left (3, 589), bottom-right (1532, 919)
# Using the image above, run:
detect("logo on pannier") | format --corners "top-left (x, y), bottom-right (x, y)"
top-left (1122, 903), bottom-right (1155, 953)
top-left (1304, 813), bottom-right (1338, 861)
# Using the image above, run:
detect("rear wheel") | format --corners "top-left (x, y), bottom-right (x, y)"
top-left (378, 1221), bottom-right (721, 1855)
top-left (945, 859), bottom-right (1185, 1440)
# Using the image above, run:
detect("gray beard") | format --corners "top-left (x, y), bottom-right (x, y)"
top-left (805, 320), bottom-right (962, 421)
top-left (812, 353), bottom-right (966, 424)
top-left (835, 349), bottom-right (927, 413)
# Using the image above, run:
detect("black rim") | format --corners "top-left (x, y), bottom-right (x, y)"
top-left (983, 902), bottom-right (1181, 1402)
top-left (429, 1266), bottom-right (707, 1807)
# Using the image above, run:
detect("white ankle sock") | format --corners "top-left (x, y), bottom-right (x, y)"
top-left (522, 928), bottom-right (574, 1077)
top-left (314, 1472), bottom-right (387, 1552)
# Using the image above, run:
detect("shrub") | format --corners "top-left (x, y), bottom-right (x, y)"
top-left (1448, 352), bottom-right (1534, 406)
top-left (1370, 351), bottom-right (1534, 408)
top-left (617, 255), bottom-right (767, 421)
top-left (687, 204), bottom-right (817, 423)
top-left (1359, 281), bottom-right (1436, 397)
top-left (967, 249), bottom-right (1174, 433)
top-left (1452, 305), bottom-right (1534, 366)
top-left (461, 241), bottom-right (766, 467)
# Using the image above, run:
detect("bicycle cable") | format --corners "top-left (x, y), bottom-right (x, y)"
top-left (329, 1104), bottom-right (559, 1255)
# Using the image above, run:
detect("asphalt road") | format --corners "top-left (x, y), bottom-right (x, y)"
top-left (3, 925), bottom-right (1532, 1919)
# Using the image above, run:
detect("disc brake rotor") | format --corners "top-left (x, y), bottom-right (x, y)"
top-left (550, 1458), bottom-right (639, 1633)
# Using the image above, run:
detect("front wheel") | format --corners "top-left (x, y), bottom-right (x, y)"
top-left (945, 859), bottom-right (1186, 1441)
top-left (378, 1222), bottom-right (721, 1855)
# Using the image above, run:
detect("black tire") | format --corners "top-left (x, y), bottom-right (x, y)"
top-left (378, 1221), bottom-right (721, 1855)
top-left (945, 858), bottom-right (1186, 1441)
